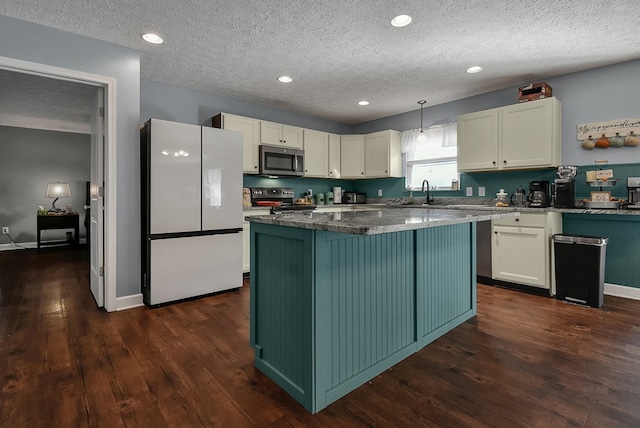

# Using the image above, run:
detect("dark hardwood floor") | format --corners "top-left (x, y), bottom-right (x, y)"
top-left (1, 247), bottom-right (639, 427)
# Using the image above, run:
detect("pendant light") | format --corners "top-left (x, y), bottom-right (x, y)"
top-left (417, 100), bottom-right (427, 142)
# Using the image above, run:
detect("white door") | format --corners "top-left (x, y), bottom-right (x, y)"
top-left (90, 87), bottom-right (105, 307)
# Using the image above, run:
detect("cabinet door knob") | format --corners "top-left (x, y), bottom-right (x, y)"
top-left (515, 218), bottom-right (519, 221)
top-left (503, 160), bottom-right (507, 164)
top-left (254, 165), bottom-right (258, 169)
top-left (385, 170), bottom-right (388, 173)
top-left (494, 231), bottom-right (497, 234)
top-left (361, 172), bottom-right (364, 175)
top-left (492, 161), bottom-right (496, 165)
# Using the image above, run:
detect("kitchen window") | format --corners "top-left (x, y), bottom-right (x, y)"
top-left (402, 122), bottom-right (458, 190)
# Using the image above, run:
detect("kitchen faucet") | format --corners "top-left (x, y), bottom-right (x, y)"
top-left (421, 179), bottom-right (434, 205)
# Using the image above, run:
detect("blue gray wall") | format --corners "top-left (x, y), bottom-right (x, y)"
top-left (0, 15), bottom-right (141, 298)
top-left (0, 126), bottom-right (90, 243)
top-left (141, 79), bottom-right (351, 134)
top-left (142, 59), bottom-right (640, 201)
top-left (354, 59), bottom-right (640, 167)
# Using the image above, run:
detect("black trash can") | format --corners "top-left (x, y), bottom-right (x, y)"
top-left (553, 234), bottom-right (608, 308)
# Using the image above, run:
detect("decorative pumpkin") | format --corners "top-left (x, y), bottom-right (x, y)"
top-left (610, 132), bottom-right (625, 148)
top-left (595, 134), bottom-right (610, 148)
top-left (624, 131), bottom-right (639, 147)
top-left (581, 135), bottom-right (595, 150)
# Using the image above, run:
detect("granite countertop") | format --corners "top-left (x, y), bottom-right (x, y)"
top-left (364, 197), bottom-right (640, 216)
top-left (246, 207), bottom-right (519, 235)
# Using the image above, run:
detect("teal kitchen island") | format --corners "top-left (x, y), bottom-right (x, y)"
top-left (247, 208), bottom-right (517, 413)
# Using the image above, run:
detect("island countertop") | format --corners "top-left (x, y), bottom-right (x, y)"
top-left (246, 207), bottom-right (518, 235)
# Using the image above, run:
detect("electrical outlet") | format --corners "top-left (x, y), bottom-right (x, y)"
top-left (478, 187), bottom-right (486, 197)
top-left (2, 227), bottom-right (8, 235)
top-left (378, 189), bottom-right (383, 197)
top-left (465, 187), bottom-right (473, 197)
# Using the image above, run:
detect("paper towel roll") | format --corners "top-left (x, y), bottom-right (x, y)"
top-left (333, 187), bottom-right (342, 204)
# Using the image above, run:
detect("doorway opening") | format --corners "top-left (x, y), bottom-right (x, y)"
top-left (0, 56), bottom-right (117, 311)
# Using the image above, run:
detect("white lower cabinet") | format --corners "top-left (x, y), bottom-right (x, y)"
top-left (243, 209), bottom-right (271, 273)
top-left (491, 212), bottom-right (561, 294)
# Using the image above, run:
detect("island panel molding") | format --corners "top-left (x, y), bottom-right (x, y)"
top-left (249, 218), bottom-right (479, 413)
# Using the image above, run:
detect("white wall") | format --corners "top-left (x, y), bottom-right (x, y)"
top-left (0, 126), bottom-right (90, 243)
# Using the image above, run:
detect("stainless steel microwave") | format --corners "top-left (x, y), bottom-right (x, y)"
top-left (259, 145), bottom-right (304, 177)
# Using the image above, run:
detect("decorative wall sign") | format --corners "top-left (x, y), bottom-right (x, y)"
top-left (577, 117), bottom-right (640, 140)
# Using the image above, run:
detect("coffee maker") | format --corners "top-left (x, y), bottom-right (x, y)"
top-left (627, 177), bottom-right (640, 209)
top-left (554, 165), bottom-right (578, 208)
top-left (528, 180), bottom-right (551, 207)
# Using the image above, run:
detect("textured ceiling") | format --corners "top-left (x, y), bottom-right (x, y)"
top-left (0, 69), bottom-right (96, 134)
top-left (1, 0), bottom-right (639, 132)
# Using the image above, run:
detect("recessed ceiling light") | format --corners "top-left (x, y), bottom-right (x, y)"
top-left (142, 33), bottom-right (163, 44)
top-left (391, 15), bottom-right (412, 27)
top-left (466, 65), bottom-right (483, 74)
top-left (277, 76), bottom-right (293, 83)
top-left (358, 100), bottom-right (370, 106)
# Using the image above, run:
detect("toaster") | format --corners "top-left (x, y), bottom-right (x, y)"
top-left (343, 192), bottom-right (366, 204)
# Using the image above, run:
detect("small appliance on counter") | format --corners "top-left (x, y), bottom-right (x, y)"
top-left (627, 177), bottom-right (640, 209)
top-left (528, 180), bottom-right (551, 207)
top-left (553, 165), bottom-right (578, 208)
top-left (333, 186), bottom-right (342, 204)
top-left (250, 187), bottom-right (315, 213)
top-left (511, 185), bottom-right (527, 207)
top-left (343, 191), bottom-right (367, 204)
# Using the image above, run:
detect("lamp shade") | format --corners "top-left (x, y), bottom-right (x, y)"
top-left (45, 182), bottom-right (72, 199)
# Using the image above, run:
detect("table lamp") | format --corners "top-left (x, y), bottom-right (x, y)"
top-left (45, 182), bottom-right (71, 213)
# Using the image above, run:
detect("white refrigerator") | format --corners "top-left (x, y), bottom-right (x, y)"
top-left (141, 118), bottom-right (243, 306)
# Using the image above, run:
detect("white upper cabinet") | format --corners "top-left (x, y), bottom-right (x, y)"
top-left (364, 130), bottom-right (402, 178)
top-left (340, 135), bottom-right (365, 178)
top-left (501, 98), bottom-right (561, 169)
top-left (212, 113), bottom-right (260, 174)
top-left (328, 133), bottom-right (341, 179)
top-left (457, 97), bottom-right (561, 172)
top-left (260, 121), bottom-right (303, 149)
top-left (457, 109), bottom-right (500, 171)
top-left (303, 129), bottom-right (329, 177)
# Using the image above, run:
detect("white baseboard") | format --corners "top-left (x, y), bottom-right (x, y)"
top-left (604, 283), bottom-right (640, 301)
top-left (0, 238), bottom-right (88, 251)
top-left (0, 242), bottom-right (36, 251)
top-left (116, 293), bottom-right (144, 311)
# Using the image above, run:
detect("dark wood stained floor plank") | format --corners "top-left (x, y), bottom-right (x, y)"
top-left (2, 247), bottom-right (640, 427)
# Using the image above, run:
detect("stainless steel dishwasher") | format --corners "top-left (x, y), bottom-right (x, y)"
top-left (476, 220), bottom-right (492, 284)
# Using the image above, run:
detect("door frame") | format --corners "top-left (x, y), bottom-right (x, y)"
top-left (0, 55), bottom-right (118, 312)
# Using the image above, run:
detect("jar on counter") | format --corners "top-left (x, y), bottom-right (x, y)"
top-left (325, 191), bottom-right (334, 205)
top-left (315, 192), bottom-right (325, 205)
top-left (496, 189), bottom-right (510, 207)
top-left (451, 179), bottom-right (459, 190)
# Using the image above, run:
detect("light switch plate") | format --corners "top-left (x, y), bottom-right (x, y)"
top-left (466, 187), bottom-right (473, 197)
top-left (478, 187), bottom-right (485, 197)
